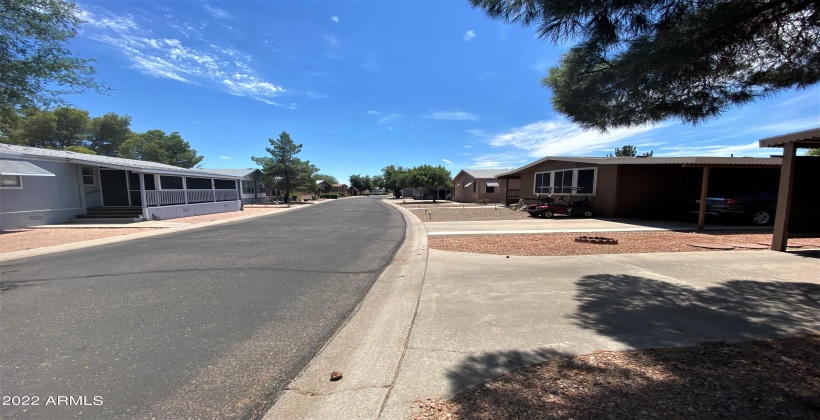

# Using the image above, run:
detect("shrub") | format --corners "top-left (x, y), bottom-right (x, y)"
top-left (320, 193), bottom-right (340, 199)
top-left (478, 199), bottom-right (490, 205)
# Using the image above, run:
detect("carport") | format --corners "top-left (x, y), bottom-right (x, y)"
top-left (758, 128), bottom-right (820, 251)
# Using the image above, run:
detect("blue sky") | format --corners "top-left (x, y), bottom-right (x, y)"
top-left (68, 1), bottom-right (819, 182)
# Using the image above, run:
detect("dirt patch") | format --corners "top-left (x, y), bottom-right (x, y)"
top-left (411, 207), bottom-right (531, 222)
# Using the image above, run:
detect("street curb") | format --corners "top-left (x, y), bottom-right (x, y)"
top-left (0, 203), bottom-right (318, 263)
top-left (262, 200), bottom-right (429, 420)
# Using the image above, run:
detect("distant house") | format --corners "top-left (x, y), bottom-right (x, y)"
top-left (199, 168), bottom-right (266, 204)
top-left (316, 180), bottom-right (332, 193)
top-left (331, 183), bottom-right (348, 194)
top-left (452, 169), bottom-right (520, 204)
top-left (347, 186), bottom-right (360, 196)
top-left (0, 144), bottom-right (243, 230)
top-left (497, 156), bottom-right (782, 218)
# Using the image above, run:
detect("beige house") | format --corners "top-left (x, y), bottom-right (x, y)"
top-left (452, 169), bottom-right (520, 204)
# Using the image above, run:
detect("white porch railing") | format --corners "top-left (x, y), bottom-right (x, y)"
top-left (145, 189), bottom-right (238, 207)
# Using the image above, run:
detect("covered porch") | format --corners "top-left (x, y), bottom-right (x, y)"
top-left (90, 168), bottom-right (242, 221)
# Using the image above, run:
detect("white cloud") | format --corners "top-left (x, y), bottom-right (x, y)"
top-left (80, 9), bottom-right (288, 106)
top-left (470, 153), bottom-right (527, 169)
top-left (442, 159), bottom-right (454, 165)
top-left (307, 91), bottom-right (330, 99)
top-left (463, 30), bottom-right (476, 41)
top-left (464, 145), bottom-right (473, 149)
top-left (367, 110), bottom-right (401, 124)
top-left (656, 142), bottom-right (770, 157)
top-left (331, 16), bottom-right (340, 23)
top-left (389, 126), bottom-right (394, 131)
top-left (219, 155), bottom-right (232, 160)
top-left (488, 119), bottom-right (664, 157)
top-left (426, 110), bottom-right (478, 121)
top-left (204, 5), bottom-right (232, 20)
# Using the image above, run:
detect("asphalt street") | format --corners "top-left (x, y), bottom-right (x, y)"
top-left (0, 197), bottom-right (405, 419)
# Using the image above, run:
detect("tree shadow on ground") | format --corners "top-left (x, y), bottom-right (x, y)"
top-left (437, 275), bottom-right (820, 419)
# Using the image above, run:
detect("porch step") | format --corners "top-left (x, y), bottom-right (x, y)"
top-left (68, 217), bottom-right (144, 224)
top-left (75, 207), bottom-right (144, 223)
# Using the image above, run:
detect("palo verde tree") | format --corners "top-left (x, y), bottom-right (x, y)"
top-left (471, 0), bottom-right (820, 130)
top-left (407, 164), bottom-right (452, 202)
top-left (1, 0), bottom-right (109, 119)
top-left (253, 131), bottom-right (317, 203)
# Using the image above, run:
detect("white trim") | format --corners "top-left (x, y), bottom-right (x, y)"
top-left (0, 175), bottom-right (23, 189)
top-left (1, 207), bottom-right (83, 214)
top-left (81, 166), bottom-right (97, 186)
top-left (533, 167), bottom-right (598, 196)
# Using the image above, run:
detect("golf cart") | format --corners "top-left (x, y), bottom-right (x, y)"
top-left (526, 187), bottom-right (593, 218)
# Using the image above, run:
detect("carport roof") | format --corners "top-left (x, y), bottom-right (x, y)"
top-left (0, 159), bottom-right (55, 176)
top-left (758, 127), bottom-right (820, 148)
top-left (497, 156), bottom-right (781, 178)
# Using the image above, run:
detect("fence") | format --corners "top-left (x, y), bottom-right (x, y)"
top-left (145, 189), bottom-right (238, 206)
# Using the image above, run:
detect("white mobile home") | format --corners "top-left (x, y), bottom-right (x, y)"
top-left (0, 144), bottom-right (243, 231)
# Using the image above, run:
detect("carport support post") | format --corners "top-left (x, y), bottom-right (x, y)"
top-left (139, 173), bottom-right (148, 220)
top-left (697, 167), bottom-right (710, 230)
top-left (771, 142), bottom-right (796, 251)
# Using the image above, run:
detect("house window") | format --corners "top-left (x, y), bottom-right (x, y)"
top-left (534, 172), bottom-right (552, 194)
top-left (242, 180), bottom-right (255, 194)
top-left (0, 175), bottom-right (22, 189)
top-left (486, 185), bottom-right (495, 193)
top-left (81, 166), bottom-right (96, 185)
top-left (533, 168), bottom-right (597, 195)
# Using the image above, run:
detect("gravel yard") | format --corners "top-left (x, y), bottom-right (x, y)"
top-left (428, 232), bottom-right (820, 256)
top-left (410, 206), bottom-right (531, 222)
top-left (0, 206), bottom-right (288, 254)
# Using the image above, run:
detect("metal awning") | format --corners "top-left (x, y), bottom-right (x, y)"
top-left (486, 181), bottom-right (499, 187)
top-left (464, 182), bottom-right (473, 187)
top-left (0, 160), bottom-right (55, 176)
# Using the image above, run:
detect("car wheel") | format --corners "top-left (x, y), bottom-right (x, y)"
top-left (542, 210), bottom-right (555, 218)
top-left (751, 210), bottom-right (772, 225)
top-left (583, 210), bottom-right (593, 217)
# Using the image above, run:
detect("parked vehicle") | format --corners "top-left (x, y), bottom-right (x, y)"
top-left (527, 192), bottom-right (593, 218)
top-left (688, 190), bottom-right (777, 225)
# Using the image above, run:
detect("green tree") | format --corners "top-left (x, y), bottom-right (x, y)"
top-left (64, 145), bottom-right (96, 154)
top-left (2, 106), bottom-right (89, 148)
top-left (52, 106), bottom-right (89, 148)
top-left (119, 130), bottom-right (204, 168)
top-left (88, 112), bottom-right (132, 156)
top-left (252, 131), bottom-right (316, 204)
top-left (381, 165), bottom-right (409, 198)
top-left (407, 164), bottom-right (452, 202)
top-left (1, 0), bottom-right (108, 119)
top-left (807, 149), bottom-right (820, 157)
top-left (607, 145), bottom-right (653, 157)
top-left (471, 0), bottom-right (820, 130)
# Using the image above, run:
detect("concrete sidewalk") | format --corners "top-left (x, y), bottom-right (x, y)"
top-left (426, 217), bottom-right (771, 235)
top-left (264, 203), bottom-right (819, 419)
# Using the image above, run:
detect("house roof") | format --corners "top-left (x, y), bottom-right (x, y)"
top-left (498, 156), bottom-right (782, 178)
top-left (197, 168), bottom-right (262, 177)
top-left (455, 169), bottom-right (512, 180)
top-left (0, 144), bottom-right (242, 179)
top-left (758, 127), bottom-right (820, 148)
